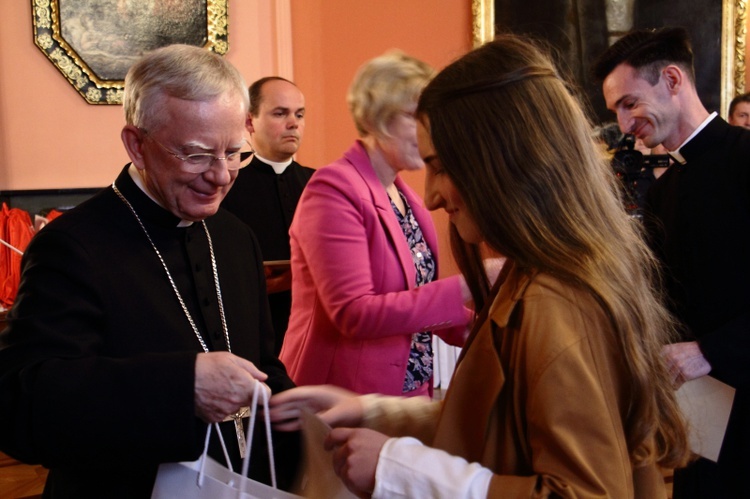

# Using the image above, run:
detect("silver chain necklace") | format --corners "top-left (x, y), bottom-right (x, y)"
top-left (111, 182), bottom-right (231, 353)
top-left (112, 182), bottom-right (250, 456)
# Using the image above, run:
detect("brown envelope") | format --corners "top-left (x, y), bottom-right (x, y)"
top-left (295, 410), bottom-right (358, 499)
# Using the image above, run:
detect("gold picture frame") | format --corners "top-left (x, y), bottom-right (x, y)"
top-left (31, 0), bottom-right (229, 105)
top-left (473, 0), bottom-right (747, 119)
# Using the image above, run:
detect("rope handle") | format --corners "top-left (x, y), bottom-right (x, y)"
top-left (196, 379), bottom-right (277, 493)
top-left (240, 381), bottom-right (276, 493)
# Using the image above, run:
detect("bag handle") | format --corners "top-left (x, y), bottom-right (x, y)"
top-left (196, 422), bottom-right (234, 486)
top-left (239, 381), bottom-right (276, 493)
top-left (195, 380), bottom-right (277, 492)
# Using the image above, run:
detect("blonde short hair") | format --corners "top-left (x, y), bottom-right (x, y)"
top-left (123, 44), bottom-right (249, 132)
top-left (347, 50), bottom-right (434, 137)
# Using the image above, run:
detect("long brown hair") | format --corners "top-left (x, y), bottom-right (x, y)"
top-left (417, 34), bottom-right (690, 468)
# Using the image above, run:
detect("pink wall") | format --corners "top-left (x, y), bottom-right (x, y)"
top-left (0, 1), bottom-right (470, 190)
top-left (2, 2), bottom-right (748, 279)
top-left (0, 1), bottom-right (281, 190)
top-left (0, 1), bottom-right (472, 274)
top-left (290, 0), bottom-right (471, 169)
top-left (290, 0), bottom-right (472, 276)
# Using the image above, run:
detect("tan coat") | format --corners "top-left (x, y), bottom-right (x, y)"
top-left (368, 264), bottom-right (667, 497)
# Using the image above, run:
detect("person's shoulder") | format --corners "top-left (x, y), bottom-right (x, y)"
top-left (210, 208), bottom-right (264, 249)
top-left (706, 117), bottom-right (750, 151)
top-left (22, 188), bottom-right (118, 260)
top-left (306, 156), bottom-right (365, 189)
top-left (288, 161), bottom-right (316, 181)
top-left (40, 187), bottom-right (114, 234)
top-left (292, 159), bottom-right (373, 221)
top-left (515, 271), bottom-right (606, 336)
top-left (291, 160), bottom-right (315, 173)
top-left (211, 207), bottom-right (254, 235)
top-left (726, 123), bottom-right (750, 153)
top-left (523, 272), bottom-right (591, 305)
top-left (710, 120), bottom-right (750, 180)
top-left (490, 268), bottom-right (589, 320)
top-left (491, 270), bottom-right (604, 367)
top-left (228, 161), bottom-right (265, 187)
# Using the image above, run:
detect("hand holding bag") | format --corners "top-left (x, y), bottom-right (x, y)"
top-left (151, 380), bottom-right (302, 499)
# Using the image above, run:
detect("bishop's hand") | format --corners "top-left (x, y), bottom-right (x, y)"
top-left (194, 351), bottom-right (268, 423)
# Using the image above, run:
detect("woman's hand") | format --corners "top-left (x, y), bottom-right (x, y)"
top-left (326, 428), bottom-right (389, 498)
top-left (269, 384), bottom-right (364, 431)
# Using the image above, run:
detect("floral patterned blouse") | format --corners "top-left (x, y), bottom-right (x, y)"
top-left (390, 190), bottom-right (436, 393)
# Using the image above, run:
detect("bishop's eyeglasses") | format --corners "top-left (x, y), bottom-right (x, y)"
top-left (139, 128), bottom-right (254, 174)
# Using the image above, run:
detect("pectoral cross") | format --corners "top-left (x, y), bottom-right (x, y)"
top-left (224, 406), bottom-right (250, 458)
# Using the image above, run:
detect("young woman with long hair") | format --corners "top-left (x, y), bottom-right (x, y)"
top-left (271, 35), bottom-right (690, 498)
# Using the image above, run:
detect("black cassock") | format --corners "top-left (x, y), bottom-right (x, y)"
top-left (0, 166), bottom-right (299, 498)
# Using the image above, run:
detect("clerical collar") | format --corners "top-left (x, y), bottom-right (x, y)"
top-left (127, 163), bottom-right (193, 227)
top-left (669, 112), bottom-right (718, 165)
top-left (254, 153), bottom-right (293, 174)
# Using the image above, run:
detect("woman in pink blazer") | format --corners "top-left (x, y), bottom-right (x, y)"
top-left (279, 51), bottom-right (473, 397)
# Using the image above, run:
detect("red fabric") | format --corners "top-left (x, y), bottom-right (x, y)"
top-left (1, 203), bottom-right (35, 308)
top-left (46, 209), bottom-right (64, 222)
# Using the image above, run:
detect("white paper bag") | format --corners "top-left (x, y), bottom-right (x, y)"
top-left (152, 381), bottom-right (301, 499)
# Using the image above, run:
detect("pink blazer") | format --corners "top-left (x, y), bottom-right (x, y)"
top-left (279, 141), bottom-right (471, 396)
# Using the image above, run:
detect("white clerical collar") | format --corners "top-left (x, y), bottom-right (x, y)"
top-left (669, 112), bottom-right (718, 165)
top-left (255, 154), bottom-right (293, 174)
top-left (127, 164), bottom-right (193, 227)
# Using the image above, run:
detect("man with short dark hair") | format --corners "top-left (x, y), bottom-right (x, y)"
top-left (595, 27), bottom-right (750, 499)
top-left (222, 77), bottom-right (314, 354)
top-left (0, 45), bottom-right (298, 497)
top-left (728, 92), bottom-right (750, 129)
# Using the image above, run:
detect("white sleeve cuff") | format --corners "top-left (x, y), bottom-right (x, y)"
top-left (372, 437), bottom-right (493, 499)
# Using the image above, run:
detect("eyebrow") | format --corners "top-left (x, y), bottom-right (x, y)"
top-left (181, 140), bottom-right (213, 152)
top-left (272, 106), bottom-right (305, 113)
top-left (422, 154), bottom-right (438, 165)
top-left (610, 93), bottom-right (633, 111)
top-left (182, 139), bottom-right (246, 151)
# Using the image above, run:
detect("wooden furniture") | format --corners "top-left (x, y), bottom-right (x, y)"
top-left (0, 451), bottom-right (47, 499)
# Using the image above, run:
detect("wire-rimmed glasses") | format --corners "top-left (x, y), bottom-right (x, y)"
top-left (140, 128), bottom-right (254, 174)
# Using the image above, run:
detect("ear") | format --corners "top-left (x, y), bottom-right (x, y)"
top-left (245, 113), bottom-right (255, 134)
top-left (662, 65), bottom-right (683, 95)
top-left (121, 125), bottom-right (147, 171)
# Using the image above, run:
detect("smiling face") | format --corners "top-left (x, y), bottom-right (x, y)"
top-left (602, 63), bottom-right (682, 150)
top-left (248, 79), bottom-right (305, 162)
top-left (128, 91), bottom-right (247, 221)
top-left (418, 120), bottom-right (483, 244)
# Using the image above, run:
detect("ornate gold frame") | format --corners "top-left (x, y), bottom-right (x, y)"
top-left (723, 0), bottom-right (747, 113)
top-left (471, 0), bottom-right (494, 49)
top-left (31, 0), bottom-right (229, 105)
top-left (473, 0), bottom-right (748, 117)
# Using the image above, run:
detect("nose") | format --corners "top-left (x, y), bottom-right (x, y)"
top-left (617, 111), bottom-right (633, 135)
top-left (286, 115), bottom-right (300, 129)
top-left (203, 157), bottom-right (233, 185)
top-left (423, 174), bottom-right (443, 212)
